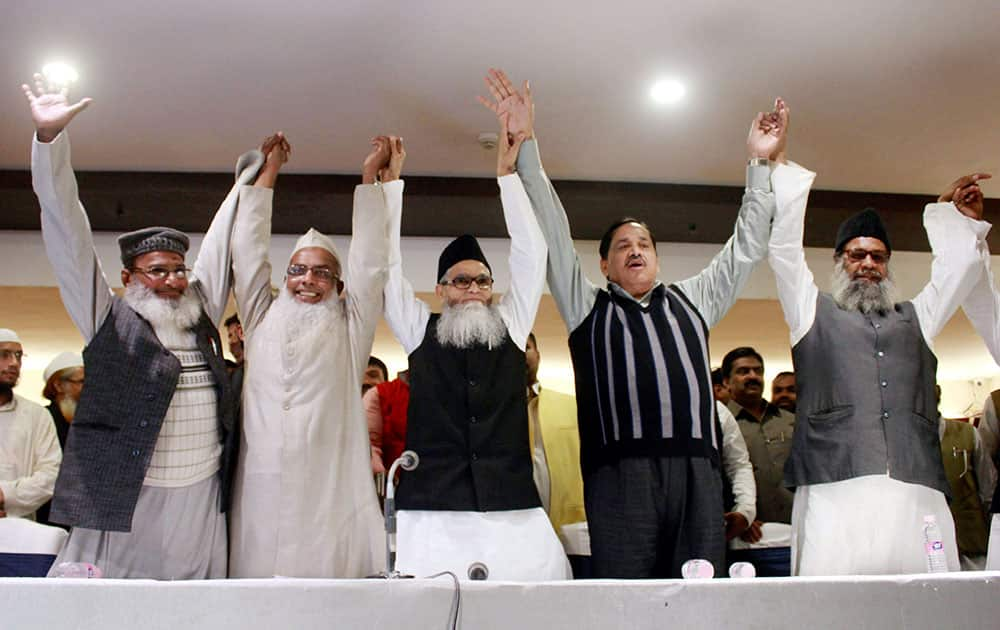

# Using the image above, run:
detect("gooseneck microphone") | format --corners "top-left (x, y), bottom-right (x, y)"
top-left (378, 450), bottom-right (420, 578)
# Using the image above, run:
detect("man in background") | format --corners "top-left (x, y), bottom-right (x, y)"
top-left (0, 329), bottom-right (62, 520)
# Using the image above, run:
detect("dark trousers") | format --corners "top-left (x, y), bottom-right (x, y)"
top-left (728, 547), bottom-right (792, 577)
top-left (585, 455), bottom-right (725, 578)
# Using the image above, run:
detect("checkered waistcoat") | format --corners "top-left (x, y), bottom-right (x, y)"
top-left (49, 297), bottom-right (236, 531)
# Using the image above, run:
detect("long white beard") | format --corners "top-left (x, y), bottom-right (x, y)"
top-left (830, 262), bottom-right (898, 315)
top-left (265, 286), bottom-right (340, 347)
top-left (436, 301), bottom-right (507, 350)
top-left (124, 282), bottom-right (202, 348)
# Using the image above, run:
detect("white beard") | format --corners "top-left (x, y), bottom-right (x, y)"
top-left (436, 301), bottom-right (507, 350)
top-left (265, 286), bottom-right (340, 348)
top-left (124, 282), bottom-right (201, 348)
top-left (830, 261), bottom-right (898, 315)
top-left (58, 396), bottom-right (77, 422)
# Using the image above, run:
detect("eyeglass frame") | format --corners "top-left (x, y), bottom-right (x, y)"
top-left (842, 248), bottom-right (890, 265)
top-left (439, 273), bottom-right (494, 291)
top-left (286, 264), bottom-right (340, 282)
top-left (130, 265), bottom-right (192, 280)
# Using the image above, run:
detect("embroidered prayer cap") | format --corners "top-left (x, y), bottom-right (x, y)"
top-left (437, 235), bottom-right (492, 282)
top-left (290, 228), bottom-right (341, 265)
top-left (834, 208), bottom-right (891, 255)
top-left (0, 329), bottom-right (21, 344)
top-left (43, 351), bottom-right (83, 383)
top-left (118, 227), bottom-right (190, 266)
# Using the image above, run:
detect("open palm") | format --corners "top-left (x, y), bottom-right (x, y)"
top-left (21, 73), bottom-right (92, 142)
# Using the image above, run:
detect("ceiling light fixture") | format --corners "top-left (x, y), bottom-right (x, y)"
top-left (42, 62), bottom-right (79, 87)
top-left (650, 79), bottom-right (685, 105)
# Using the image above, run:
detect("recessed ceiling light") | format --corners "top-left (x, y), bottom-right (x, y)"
top-left (42, 62), bottom-right (79, 87)
top-left (650, 79), bottom-right (685, 105)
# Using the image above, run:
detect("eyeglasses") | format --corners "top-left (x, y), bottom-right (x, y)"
top-left (0, 350), bottom-right (24, 362)
top-left (845, 249), bottom-right (890, 265)
top-left (287, 264), bottom-right (338, 282)
top-left (441, 274), bottom-right (494, 291)
top-left (132, 266), bottom-right (191, 280)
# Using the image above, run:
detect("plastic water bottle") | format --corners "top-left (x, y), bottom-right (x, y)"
top-left (680, 559), bottom-right (715, 579)
top-left (922, 515), bottom-right (948, 573)
top-left (51, 562), bottom-right (103, 578)
top-left (728, 561), bottom-right (756, 578)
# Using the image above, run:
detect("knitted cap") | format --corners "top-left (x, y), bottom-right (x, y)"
top-left (118, 227), bottom-right (189, 266)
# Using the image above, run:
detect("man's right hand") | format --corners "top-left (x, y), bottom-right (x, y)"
top-left (21, 73), bottom-right (93, 143)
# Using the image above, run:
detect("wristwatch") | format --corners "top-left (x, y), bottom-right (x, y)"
top-left (748, 157), bottom-right (770, 168)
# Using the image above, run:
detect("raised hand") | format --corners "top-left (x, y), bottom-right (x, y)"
top-left (20, 72), bottom-right (93, 143)
top-left (497, 112), bottom-right (528, 177)
top-left (379, 136), bottom-right (406, 183)
top-left (477, 68), bottom-right (534, 141)
top-left (939, 173), bottom-right (992, 221)
top-left (747, 97), bottom-right (789, 163)
top-left (362, 136), bottom-right (392, 185)
top-left (254, 132), bottom-right (291, 189)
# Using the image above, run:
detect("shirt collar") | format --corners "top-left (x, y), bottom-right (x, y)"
top-left (608, 280), bottom-right (663, 308)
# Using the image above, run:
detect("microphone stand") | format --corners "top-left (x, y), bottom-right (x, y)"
top-left (368, 451), bottom-right (418, 579)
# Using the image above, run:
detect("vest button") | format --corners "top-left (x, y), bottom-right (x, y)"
top-left (140, 420), bottom-right (148, 427)
top-left (881, 381), bottom-right (888, 387)
top-left (471, 452), bottom-right (478, 461)
top-left (131, 449), bottom-right (140, 457)
top-left (469, 379), bottom-right (477, 387)
top-left (882, 411), bottom-right (889, 419)
top-left (145, 393), bottom-right (155, 401)
top-left (877, 351), bottom-right (885, 357)
top-left (874, 323), bottom-right (881, 329)
top-left (470, 416), bottom-right (477, 423)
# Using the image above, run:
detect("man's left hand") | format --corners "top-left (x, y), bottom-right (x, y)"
top-left (939, 173), bottom-right (991, 221)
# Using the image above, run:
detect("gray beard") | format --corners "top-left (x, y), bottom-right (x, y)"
top-left (265, 287), bottom-right (339, 347)
top-left (436, 301), bottom-right (507, 350)
top-left (124, 282), bottom-right (202, 348)
top-left (830, 262), bottom-right (898, 315)
top-left (58, 396), bottom-right (77, 422)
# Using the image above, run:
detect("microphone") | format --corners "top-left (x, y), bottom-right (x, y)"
top-left (468, 562), bottom-right (489, 581)
top-left (398, 450), bottom-right (419, 471)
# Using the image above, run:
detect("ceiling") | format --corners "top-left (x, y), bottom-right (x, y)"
top-left (2, 0), bottom-right (1000, 199)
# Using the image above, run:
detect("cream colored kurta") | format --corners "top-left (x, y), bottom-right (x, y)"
top-left (228, 182), bottom-right (391, 578)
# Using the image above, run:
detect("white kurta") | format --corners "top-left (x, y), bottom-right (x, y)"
top-left (229, 182), bottom-right (390, 578)
top-left (0, 395), bottom-right (62, 520)
top-left (768, 162), bottom-right (990, 575)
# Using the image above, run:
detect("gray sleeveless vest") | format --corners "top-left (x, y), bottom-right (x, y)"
top-left (784, 293), bottom-right (948, 496)
top-left (50, 297), bottom-right (236, 531)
